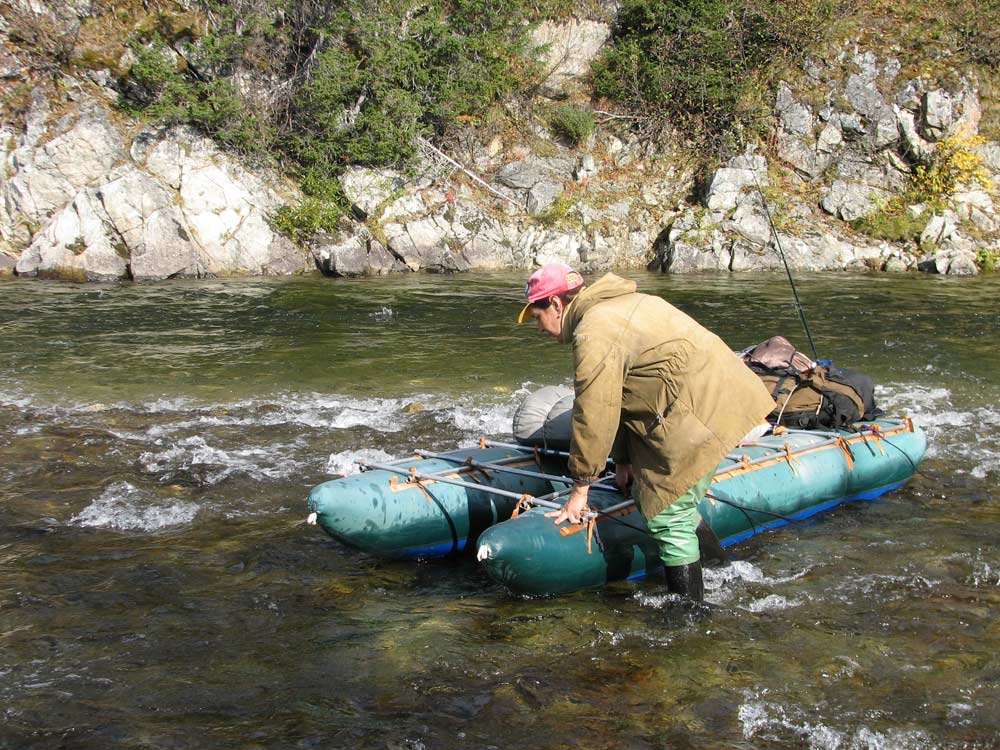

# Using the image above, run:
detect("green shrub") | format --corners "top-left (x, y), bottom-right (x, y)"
top-left (548, 105), bottom-right (595, 146)
top-left (853, 203), bottom-right (929, 242)
top-left (122, 34), bottom-right (270, 156)
top-left (592, 0), bottom-right (837, 142)
top-left (976, 247), bottom-right (998, 272)
top-left (854, 130), bottom-right (993, 242)
top-left (272, 198), bottom-right (345, 242)
top-left (285, 0), bottom-right (540, 183)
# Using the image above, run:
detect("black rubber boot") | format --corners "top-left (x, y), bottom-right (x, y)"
top-left (663, 561), bottom-right (704, 603)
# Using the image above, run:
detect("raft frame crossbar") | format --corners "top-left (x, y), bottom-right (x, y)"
top-left (412, 449), bottom-right (638, 521)
top-left (480, 439), bottom-right (572, 458)
top-left (358, 458), bottom-right (628, 518)
top-left (412, 449), bottom-right (575, 485)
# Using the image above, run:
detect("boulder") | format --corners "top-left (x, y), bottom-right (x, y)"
top-left (950, 190), bottom-right (998, 232)
top-left (531, 19), bottom-right (611, 98)
top-left (526, 181), bottom-right (564, 215)
top-left (821, 180), bottom-right (886, 222)
top-left (517, 227), bottom-right (583, 268)
top-left (945, 250), bottom-right (979, 276)
top-left (776, 83), bottom-right (814, 137)
top-left (920, 213), bottom-right (958, 247)
top-left (895, 106), bottom-right (935, 161)
top-left (918, 248), bottom-right (979, 276)
top-left (2, 100), bottom-right (124, 244)
top-left (777, 134), bottom-right (833, 179)
top-left (456, 217), bottom-right (517, 270)
top-left (341, 168), bottom-right (404, 219)
top-left (920, 89), bottom-right (955, 140)
top-left (311, 234), bottom-right (374, 277)
top-left (15, 188), bottom-right (127, 281)
top-left (96, 168), bottom-right (201, 281)
top-left (133, 126), bottom-right (308, 276)
top-left (722, 202), bottom-right (772, 246)
top-left (816, 122), bottom-right (844, 154)
top-left (496, 156), bottom-right (575, 190)
top-left (703, 154), bottom-right (768, 215)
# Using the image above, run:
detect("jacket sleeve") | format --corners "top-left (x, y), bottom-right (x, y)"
top-left (568, 331), bottom-right (627, 482)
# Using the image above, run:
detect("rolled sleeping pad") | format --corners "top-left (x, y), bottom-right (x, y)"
top-left (512, 385), bottom-right (574, 451)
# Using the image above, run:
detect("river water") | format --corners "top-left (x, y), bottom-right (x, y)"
top-left (0, 271), bottom-right (997, 750)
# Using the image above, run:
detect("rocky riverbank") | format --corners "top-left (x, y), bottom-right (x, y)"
top-left (1, 3), bottom-right (998, 281)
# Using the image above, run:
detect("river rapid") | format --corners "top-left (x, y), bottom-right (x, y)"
top-left (1, 271), bottom-right (998, 750)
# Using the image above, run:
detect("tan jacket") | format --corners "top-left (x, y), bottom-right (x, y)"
top-left (562, 274), bottom-right (775, 519)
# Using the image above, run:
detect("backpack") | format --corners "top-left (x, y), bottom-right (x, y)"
top-left (741, 336), bottom-right (883, 430)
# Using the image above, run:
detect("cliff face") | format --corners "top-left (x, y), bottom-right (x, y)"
top-left (1, 1), bottom-right (998, 281)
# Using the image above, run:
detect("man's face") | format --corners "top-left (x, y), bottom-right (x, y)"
top-left (528, 297), bottom-right (563, 341)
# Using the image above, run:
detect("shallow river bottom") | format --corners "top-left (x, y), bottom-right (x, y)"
top-left (1, 272), bottom-right (998, 749)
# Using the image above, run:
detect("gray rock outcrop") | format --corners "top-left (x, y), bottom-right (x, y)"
top-left (3, 98), bottom-right (309, 280)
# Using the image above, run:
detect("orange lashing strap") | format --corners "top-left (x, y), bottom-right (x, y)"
top-left (741, 454), bottom-right (752, 471)
top-left (837, 437), bottom-right (855, 470)
top-left (772, 425), bottom-right (787, 436)
top-left (905, 416), bottom-right (914, 432)
top-left (558, 505), bottom-right (594, 541)
top-left (533, 446), bottom-right (542, 465)
top-left (783, 442), bottom-right (800, 477)
top-left (559, 518), bottom-right (596, 554)
top-left (479, 437), bottom-right (487, 449)
top-left (510, 494), bottom-right (533, 518)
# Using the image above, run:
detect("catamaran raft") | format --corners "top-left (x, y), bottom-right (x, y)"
top-left (306, 400), bottom-right (926, 596)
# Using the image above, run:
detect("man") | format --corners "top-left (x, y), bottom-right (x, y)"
top-left (518, 263), bottom-right (774, 601)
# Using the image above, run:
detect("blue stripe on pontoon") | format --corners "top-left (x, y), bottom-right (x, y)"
top-left (624, 480), bottom-right (910, 582)
top-left (718, 479), bottom-right (909, 548)
top-left (391, 538), bottom-right (468, 558)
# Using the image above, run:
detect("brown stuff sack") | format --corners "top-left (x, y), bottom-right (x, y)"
top-left (742, 336), bottom-right (870, 429)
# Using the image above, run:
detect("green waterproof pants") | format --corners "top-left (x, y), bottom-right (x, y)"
top-left (644, 471), bottom-right (714, 567)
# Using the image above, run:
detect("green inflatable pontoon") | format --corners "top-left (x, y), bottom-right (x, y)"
top-left (306, 444), bottom-right (572, 558)
top-left (307, 418), bottom-right (926, 596)
top-left (475, 418), bottom-right (926, 596)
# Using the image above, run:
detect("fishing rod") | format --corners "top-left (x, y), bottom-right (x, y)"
top-left (752, 169), bottom-right (819, 361)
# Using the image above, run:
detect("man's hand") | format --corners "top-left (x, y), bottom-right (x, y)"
top-left (546, 483), bottom-right (589, 525)
top-left (615, 463), bottom-right (634, 496)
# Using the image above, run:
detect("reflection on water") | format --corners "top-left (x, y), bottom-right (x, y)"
top-left (1, 272), bottom-right (998, 749)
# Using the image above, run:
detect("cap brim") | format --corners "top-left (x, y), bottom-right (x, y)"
top-left (517, 302), bottom-right (533, 324)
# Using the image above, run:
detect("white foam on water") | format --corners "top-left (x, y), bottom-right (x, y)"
top-left (0, 389), bottom-right (33, 409)
top-left (71, 481), bottom-right (198, 531)
top-left (133, 393), bottom-right (437, 437)
top-left (437, 401), bottom-right (516, 436)
top-left (741, 593), bottom-right (803, 612)
top-left (946, 702), bottom-right (974, 725)
top-left (707, 560), bottom-right (811, 589)
top-left (738, 692), bottom-right (937, 750)
top-left (325, 447), bottom-right (396, 476)
top-left (877, 383), bottom-right (1000, 478)
top-left (139, 435), bottom-right (306, 484)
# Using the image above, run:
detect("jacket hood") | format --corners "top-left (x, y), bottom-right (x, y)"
top-left (562, 274), bottom-right (637, 341)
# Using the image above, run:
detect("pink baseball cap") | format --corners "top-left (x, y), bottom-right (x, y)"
top-left (517, 263), bottom-right (584, 323)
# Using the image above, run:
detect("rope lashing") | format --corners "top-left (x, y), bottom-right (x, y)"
top-left (783, 442), bottom-right (801, 477)
top-left (867, 424), bottom-right (888, 456)
top-left (510, 494), bottom-right (534, 518)
top-left (409, 467), bottom-right (434, 504)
